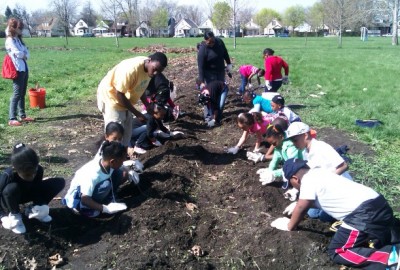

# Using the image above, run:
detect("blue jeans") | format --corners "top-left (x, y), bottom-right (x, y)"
top-left (217, 84), bottom-right (229, 123)
top-left (239, 74), bottom-right (248, 94)
top-left (9, 70), bottom-right (29, 120)
top-left (307, 208), bottom-right (336, 222)
top-left (131, 125), bottom-right (152, 149)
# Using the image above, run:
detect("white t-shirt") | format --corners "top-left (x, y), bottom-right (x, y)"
top-left (65, 158), bottom-right (114, 205)
top-left (305, 139), bottom-right (345, 171)
top-left (299, 169), bottom-right (378, 221)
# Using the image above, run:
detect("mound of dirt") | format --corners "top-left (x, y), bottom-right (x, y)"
top-left (129, 45), bottom-right (197, 54)
top-left (0, 53), bottom-right (372, 269)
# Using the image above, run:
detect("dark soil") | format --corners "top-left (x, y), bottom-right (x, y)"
top-left (0, 52), bottom-right (373, 270)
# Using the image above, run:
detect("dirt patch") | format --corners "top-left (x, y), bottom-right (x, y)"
top-left (0, 52), bottom-right (373, 269)
top-left (129, 45), bottom-right (197, 54)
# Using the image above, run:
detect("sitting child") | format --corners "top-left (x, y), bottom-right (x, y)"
top-left (0, 143), bottom-right (65, 234)
top-left (271, 95), bottom-right (301, 123)
top-left (227, 112), bottom-right (277, 154)
top-left (238, 65), bottom-right (265, 95)
top-left (63, 141), bottom-right (127, 218)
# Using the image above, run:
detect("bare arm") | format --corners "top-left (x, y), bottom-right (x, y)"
top-left (116, 91), bottom-right (146, 121)
top-left (236, 130), bottom-right (249, 148)
top-left (288, 199), bottom-right (313, 231)
top-left (335, 162), bottom-right (348, 175)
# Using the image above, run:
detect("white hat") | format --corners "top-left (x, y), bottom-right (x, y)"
top-left (285, 122), bottom-right (310, 138)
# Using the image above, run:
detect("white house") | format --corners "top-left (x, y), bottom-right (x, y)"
top-left (36, 17), bottom-right (65, 37)
top-left (244, 19), bottom-right (260, 36)
top-left (292, 22), bottom-right (312, 33)
top-left (93, 20), bottom-right (110, 36)
top-left (264, 19), bottom-right (283, 36)
top-left (136, 21), bottom-right (150, 37)
top-left (74, 19), bottom-right (89, 36)
top-left (174, 18), bottom-right (199, 37)
top-left (198, 18), bottom-right (214, 35)
top-left (198, 18), bottom-right (239, 37)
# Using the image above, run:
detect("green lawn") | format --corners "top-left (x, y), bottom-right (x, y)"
top-left (1, 36), bottom-right (399, 212)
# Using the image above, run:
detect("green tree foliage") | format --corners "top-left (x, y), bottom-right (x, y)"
top-left (283, 5), bottom-right (306, 35)
top-left (253, 8), bottom-right (281, 30)
top-left (151, 7), bottom-right (168, 37)
top-left (307, 2), bottom-right (325, 36)
top-left (212, 2), bottom-right (232, 32)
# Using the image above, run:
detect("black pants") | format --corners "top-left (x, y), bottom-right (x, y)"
top-left (1, 177), bottom-right (65, 214)
top-left (265, 80), bottom-right (282, 92)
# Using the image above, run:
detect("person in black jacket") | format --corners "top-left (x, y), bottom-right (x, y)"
top-left (197, 31), bottom-right (232, 88)
top-left (0, 143), bottom-right (65, 234)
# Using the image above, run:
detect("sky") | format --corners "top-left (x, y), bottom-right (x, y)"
top-left (1, 0), bottom-right (318, 15)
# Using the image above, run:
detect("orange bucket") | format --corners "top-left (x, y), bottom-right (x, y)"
top-left (29, 88), bottom-right (46, 109)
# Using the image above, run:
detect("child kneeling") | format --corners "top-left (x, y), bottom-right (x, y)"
top-left (63, 141), bottom-right (127, 218)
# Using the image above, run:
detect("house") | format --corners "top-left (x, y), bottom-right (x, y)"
top-left (198, 18), bottom-right (240, 37)
top-left (73, 19), bottom-right (89, 36)
top-left (36, 17), bottom-right (65, 37)
top-left (244, 19), bottom-right (260, 36)
top-left (264, 19), bottom-right (283, 36)
top-left (136, 21), bottom-right (150, 37)
top-left (109, 21), bottom-right (131, 37)
top-left (174, 18), bottom-right (199, 37)
top-left (93, 20), bottom-right (110, 36)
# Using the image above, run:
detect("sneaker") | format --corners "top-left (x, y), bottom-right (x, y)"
top-left (134, 146), bottom-right (147, 154)
top-left (8, 120), bottom-right (22, 126)
top-left (20, 116), bottom-right (35, 122)
top-left (329, 220), bottom-right (343, 232)
top-left (1, 213), bottom-right (26, 234)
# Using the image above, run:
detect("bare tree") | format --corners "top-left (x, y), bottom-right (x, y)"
top-left (115, 0), bottom-right (140, 35)
top-left (175, 5), bottom-right (204, 25)
top-left (375, 0), bottom-right (399, 45)
top-left (80, 1), bottom-right (98, 27)
top-left (307, 2), bottom-right (325, 36)
top-left (101, 0), bottom-right (121, 47)
top-left (15, 4), bottom-right (34, 37)
top-left (51, 0), bottom-right (79, 45)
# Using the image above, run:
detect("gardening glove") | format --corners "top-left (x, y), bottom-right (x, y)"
top-left (283, 188), bottom-right (299, 202)
top-left (226, 64), bottom-right (233, 73)
top-left (265, 80), bottom-right (272, 91)
top-left (102, 202), bottom-right (127, 214)
top-left (123, 160), bottom-right (143, 173)
top-left (227, 146), bottom-right (239, 154)
top-left (207, 119), bottom-right (215, 127)
top-left (248, 83), bottom-right (253, 89)
top-left (258, 169), bottom-right (276, 185)
top-left (171, 131), bottom-right (184, 137)
top-left (246, 151), bottom-right (264, 163)
top-left (282, 75), bottom-right (289, 84)
top-left (271, 217), bottom-right (290, 231)
top-left (28, 205), bottom-right (50, 219)
top-left (128, 170), bottom-right (140, 184)
top-left (153, 140), bottom-right (162, 147)
top-left (256, 168), bottom-right (269, 175)
top-left (155, 130), bottom-right (171, 139)
top-left (283, 202), bottom-right (297, 216)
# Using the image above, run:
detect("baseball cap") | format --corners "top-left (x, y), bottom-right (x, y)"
top-left (285, 122), bottom-right (310, 138)
top-left (271, 95), bottom-right (285, 106)
top-left (283, 158), bottom-right (309, 180)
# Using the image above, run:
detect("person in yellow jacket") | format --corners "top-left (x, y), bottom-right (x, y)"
top-left (97, 52), bottom-right (168, 148)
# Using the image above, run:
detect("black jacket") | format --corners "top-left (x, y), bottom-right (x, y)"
top-left (145, 73), bottom-right (172, 106)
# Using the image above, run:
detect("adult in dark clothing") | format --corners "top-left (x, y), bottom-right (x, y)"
top-left (199, 80), bottom-right (228, 127)
top-left (197, 31), bottom-right (232, 88)
top-left (0, 143), bottom-right (65, 234)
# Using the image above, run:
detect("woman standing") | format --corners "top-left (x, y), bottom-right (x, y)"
top-left (5, 18), bottom-right (34, 126)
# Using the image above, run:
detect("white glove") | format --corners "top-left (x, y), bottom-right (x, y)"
top-left (283, 188), bottom-right (299, 202)
top-left (207, 119), bottom-right (215, 127)
top-left (282, 75), bottom-right (289, 84)
top-left (153, 140), bottom-right (162, 147)
top-left (102, 202), bottom-right (127, 214)
top-left (265, 81), bottom-right (272, 90)
top-left (256, 168), bottom-right (269, 175)
top-left (123, 160), bottom-right (144, 173)
top-left (128, 170), bottom-right (140, 184)
top-left (248, 83), bottom-right (253, 89)
top-left (283, 202), bottom-right (297, 216)
top-left (271, 217), bottom-right (290, 231)
top-left (28, 205), bottom-right (50, 219)
top-left (171, 131), bottom-right (184, 136)
top-left (227, 146), bottom-right (239, 154)
top-left (226, 64), bottom-right (233, 72)
top-left (246, 151), bottom-right (264, 163)
top-left (258, 169), bottom-right (276, 185)
top-left (155, 130), bottom-right (171, 139)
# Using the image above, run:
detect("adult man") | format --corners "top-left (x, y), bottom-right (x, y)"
top-left (271, 158), bottom-right (398, 270)
top-left (97, 52), bottom-right (168, 147)
top-left (197, 31), bottom-right (232, 88)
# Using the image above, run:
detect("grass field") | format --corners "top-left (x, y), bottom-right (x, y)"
top-left (1, 36), bottom-right (399, 212)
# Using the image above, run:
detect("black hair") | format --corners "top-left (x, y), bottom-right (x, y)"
top-left (257, 69), bottom-right (265, 77)
top-left (204, 31), bottom-right (215, 40)
top-left (105, 121), bottom-right (124, 137)
top-left (272, 116), bottom-right (289, 131)
top-left (237, 112), bottom-right (255, 126)
top-left (100, 141), bottom-right (127, 161)
top-left (149, 52), bottom-right (168, 68)
top-left (265, 123), bottom-right (285, 139)
top-left (263, 48), bottom-right (274, 56)
top-left (147, 102), bottom-right (166, 115)
top-left (11, 143), bottom-right (39, 172)
top-left (243, 91), bottom-right (256, 100)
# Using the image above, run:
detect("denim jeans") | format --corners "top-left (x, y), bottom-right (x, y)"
top-left (217, 84), bottom-right (229, 123)
top-left (307, 208), bottom-right (336, 222)
top-left (131, 124), bottom-right (152, 149)
top-left (9, 70), bottom-right (29, 120)
top-left (239, 74), bottom-right (248, 94)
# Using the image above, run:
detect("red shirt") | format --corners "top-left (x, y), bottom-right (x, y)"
top-left (264, 56), bottom-right (289, 81)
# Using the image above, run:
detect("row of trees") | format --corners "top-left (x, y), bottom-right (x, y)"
top-left (2, 0), bottom-right (399, 47)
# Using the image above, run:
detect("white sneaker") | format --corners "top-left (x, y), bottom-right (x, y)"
top-left (134, 146), bottom-right (147, 154)
top-left (1, 213), bottom-right (26, 234)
